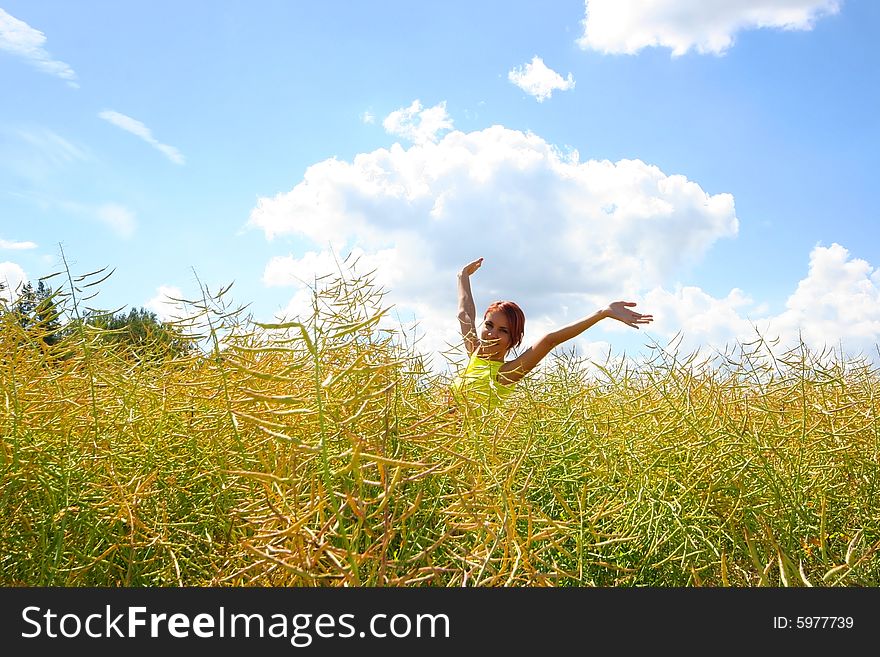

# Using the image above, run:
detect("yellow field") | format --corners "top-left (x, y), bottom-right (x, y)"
top-left (2, 264), bottom-right (878, 586)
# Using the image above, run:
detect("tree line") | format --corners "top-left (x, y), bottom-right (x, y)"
top-left (2, 280), bottom-right (192, 360)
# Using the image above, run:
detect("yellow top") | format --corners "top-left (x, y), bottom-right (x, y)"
top-left (451, 352), bottom-right (515, 409)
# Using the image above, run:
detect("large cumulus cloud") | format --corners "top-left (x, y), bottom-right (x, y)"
top-left (248, 124), bottom-right (738, 330)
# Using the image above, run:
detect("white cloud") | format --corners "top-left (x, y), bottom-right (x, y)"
top-left (361, 111), bottom-right (376, 125)
top-left (508, 56), bottom-right (575, 102)
top-left (265, 246), bottom-right (458, 362)
top-left (382, 100), bottom-right (454, 144)
top-left (0, 9), bottom-right (78, 86)
top-left (578, 0), bottom-right (841, 56)
top-left (249, 121), bottom-right (738, 365)
top-left (0, 261), bottom-right (28, 303)
top-left (145, 285), bottom-right (186, 322)
top-left (264, 248), bottom-right (407, 313)
top-left (644, 244), bottom-right (880, 359)
top-left (644, 284), bottom-right (761, 352)
top-left (264, 249), bottom-right (379, 289)
top-left (98, 110), bottom-right (185, 165)
top-left (0, 238), bottom-right (38, 250)
top-left (772, 243), bottom-right (880, 354)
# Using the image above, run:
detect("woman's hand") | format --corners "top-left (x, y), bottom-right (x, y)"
top-left (460, 257), bottom-right (483, 277)
top-left (604, 301), bottom-right (653, 329)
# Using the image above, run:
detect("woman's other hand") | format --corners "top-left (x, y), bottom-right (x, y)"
top-left (604, 301), bottom-right (653, 329)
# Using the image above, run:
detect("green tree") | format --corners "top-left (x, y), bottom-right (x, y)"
top-left (7, 281), bottom-right (64, 347)
top-left (82, 307), bottom-right (193, 360)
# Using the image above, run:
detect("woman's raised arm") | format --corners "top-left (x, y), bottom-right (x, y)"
top-left (498, 301), bottom-right (652, 385)
top-left (457, 258), bottom-right (483, 355)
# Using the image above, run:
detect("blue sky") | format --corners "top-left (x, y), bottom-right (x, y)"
top-left (2, 0), bottom-right (878, 366)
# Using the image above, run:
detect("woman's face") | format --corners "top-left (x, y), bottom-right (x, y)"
top-left (479, 309), bottom-right (511, 359)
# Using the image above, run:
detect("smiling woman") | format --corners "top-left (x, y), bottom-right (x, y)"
top-left (451, 257), bottom-right (653, 410)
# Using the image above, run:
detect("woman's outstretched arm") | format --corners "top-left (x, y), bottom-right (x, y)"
top-left (457, 258), bottom-right (483, 355)
top-left (498, 301), bottom-right (652, 384)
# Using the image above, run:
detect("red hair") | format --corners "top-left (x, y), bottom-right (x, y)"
top-left (484, 301), bottom-right (525, 351)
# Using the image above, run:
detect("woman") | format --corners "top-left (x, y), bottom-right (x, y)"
top-left (451, 257), bottom-right (653, 408)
